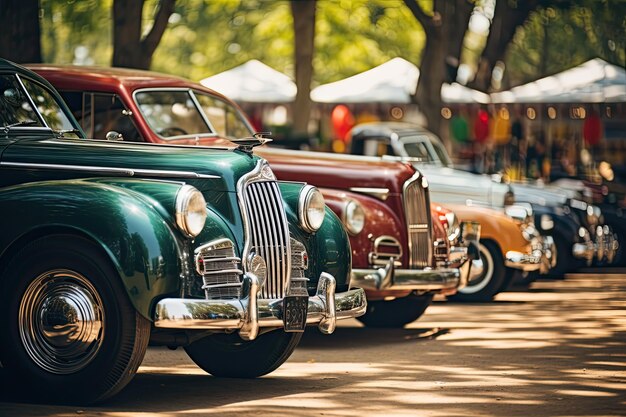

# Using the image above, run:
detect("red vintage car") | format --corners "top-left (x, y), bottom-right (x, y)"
top-left (32, 64), bottom-right (477, 327)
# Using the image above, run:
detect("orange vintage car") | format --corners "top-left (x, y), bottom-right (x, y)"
top-left (435, 203), bottom-right (552, 301)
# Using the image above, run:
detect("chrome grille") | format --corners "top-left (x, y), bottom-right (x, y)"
top-left (239, 162), bottom-right (291, 299)
top-left (368, 236), bottom-right (403, 267)
top-left (195, 239), bottom-right (243, 300)
top-left (403, 172), bottom-right (432, 268)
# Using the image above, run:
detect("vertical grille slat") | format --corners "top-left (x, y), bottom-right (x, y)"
top-left (241, 170), bottom-right (290, 299)
top-left (403, 174), bottom-right (432, 268)
top-left (258, 183), bottom-right (278, 298)
top-left (270, 182), bottom-right (288, 294)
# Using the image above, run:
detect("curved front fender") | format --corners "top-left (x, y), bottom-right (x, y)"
top-left (0, 179), bottom-right (187, 320)
top-left (278, 182), bottom-right (352, 292)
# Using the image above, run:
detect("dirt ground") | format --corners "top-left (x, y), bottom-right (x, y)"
top-left (1, 271), bottom-right (625, 417)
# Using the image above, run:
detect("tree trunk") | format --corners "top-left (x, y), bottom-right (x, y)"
top-left (112, 0), bottom-right (175, 69)
top-left (291, 0), bottom-right (316, 138)
top-left (0, 0), bottom-right (41, 63)
top-left (404, 0), bottom-right (473, 138)
top-left (470, 0), bottom-right (537, 92)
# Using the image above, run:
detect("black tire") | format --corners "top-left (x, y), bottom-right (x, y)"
top-left (448, 239), bottom-right (505, 302)
top-left (184, 330), bottom-right (302, 378)
top-left (356, 293), bottom-right (433, 328)
top-left (0, 235), bottom-right (150, 404)
top-left (547, 233), bottom-right (573, 278)
top-left (499, 267), bottom-right (519, 292)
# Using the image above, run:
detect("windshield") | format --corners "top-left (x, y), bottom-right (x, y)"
top-left (194, 92), bottom-right (253, 139)
top-left (402, 141), bottom-right (431, 161)
top-left (0, 74), bottom-right (42, 128)
top-left (135, 90), bottom-right (212, 139)
top-left (134, 89), bottom-right (254, 140)
top-left (0, 74), bottom-right (79, 137)
top-left (429, 136), bottom-right (453, 167)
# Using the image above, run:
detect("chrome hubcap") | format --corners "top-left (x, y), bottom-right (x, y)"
top-left (461, 244), bottom-right (493, 294)
top-left (19, 269), bottom-right (104, 374)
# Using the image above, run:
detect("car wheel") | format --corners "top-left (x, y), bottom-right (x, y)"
top-left (356, 293), bottom-right (433, 328)
top-left (448, 239), bottom-right (505, 302)
top-left (0, 235), bottom-right (150, 404)
top-left (547, 233), bottom-right (572, 278)
top-left (184, 330), bottom-right (302, 378)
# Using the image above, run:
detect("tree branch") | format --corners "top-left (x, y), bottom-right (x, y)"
top-left (141, 0), bottom-right (175, 56)
top-left (402, 0), bottom-right (437, 34)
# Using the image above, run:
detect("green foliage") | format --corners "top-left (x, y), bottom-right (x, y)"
top-left (314, 0), bottom-right (424, 85)
top-left (40, 0), bottom-right (112, 64)
top-left (38, 0), bottom-right (424, 85)
top-left (505, 0), bottom-right (626, 87)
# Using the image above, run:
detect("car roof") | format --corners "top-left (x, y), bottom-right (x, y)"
top-left (351, 122), bottom-right (434, 140)
top-left (27, 63), bottom-right (231, 101)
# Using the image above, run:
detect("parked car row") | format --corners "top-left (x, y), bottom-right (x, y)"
top-left (0, 59), bottom-right (616, 404)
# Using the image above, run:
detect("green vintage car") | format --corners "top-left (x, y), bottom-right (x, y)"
top-left (0, 59), bottom-right (366, 403)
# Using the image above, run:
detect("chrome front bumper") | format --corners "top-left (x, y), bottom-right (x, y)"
top-left (505, 236), bottom-right (543, 272)
top-left (595, 224), bottom-right (619, 264)
top-left (539, 235), bottom-right (555, 274)
top-left (351, 259), bottom-right (461, 292)
top-left (572, 228), bottom-right (595, 265)
top-left (153, 272), bottom-right (366, 341)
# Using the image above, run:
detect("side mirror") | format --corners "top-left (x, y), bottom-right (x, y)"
top-left (106, 131), bottom-right (123, 141)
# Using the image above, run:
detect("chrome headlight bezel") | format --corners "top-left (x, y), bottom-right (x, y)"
top-left (505, 204), bottom-right (532, 225)
top-left (342, 199), bottom-right (365, 235)
top-left (298, 185), bottom-right (326, 233)
top-left (175, 184), bottom-right (207, 237)
top-left (521, 223), bottom-right (538, 242)
top-left (444, 211), bottom-right (461, 243)
top-left (540, 214), bottom-right (554, 231)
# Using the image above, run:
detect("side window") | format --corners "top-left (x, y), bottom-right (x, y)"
top-left (21, 78), bottom-right (76, 135)
top-left (363, 139), bottom-right (392, 157)
top-left (61, 91), bottom-right (142, 142)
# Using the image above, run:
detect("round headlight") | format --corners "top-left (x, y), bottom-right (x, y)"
top-left (342, 200), bottom-right (365, 235)
top-left (540, 214), bottom-right (554, 231)
top-left (444, 211), bottom-right (461, 243)
top-left (175, 185), bottom-right (207, 237)
top-left (299, 185), bottom-right (326, 233)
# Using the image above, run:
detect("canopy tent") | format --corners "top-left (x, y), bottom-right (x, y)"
top-left (310, 57), bottom-right (419, 103)
top-left (491, 58), bottom-right (626, 103)
top-left (310, 57), bottom-right (489, 104)
top-left (442, 82), bottom-right (490, 104)
top-left (199, 59), bottom-right (297, 103)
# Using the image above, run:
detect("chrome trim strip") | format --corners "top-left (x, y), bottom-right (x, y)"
top-left (349, 187), bottom-right (390, 201)
top-left (0, 162), bottom-right (220, 179)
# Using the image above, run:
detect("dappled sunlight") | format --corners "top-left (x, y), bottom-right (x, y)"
top-left (1, 274), bottom-right (624, 417)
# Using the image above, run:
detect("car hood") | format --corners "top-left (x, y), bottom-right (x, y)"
top-left (256, 147), bottom-right (417, 193)
top-left (416, 165), bottom-right (511, 207)
top-left (3, 136), bottom-right (260, 193)
top-left (511, 183), bottom-right (571, 206)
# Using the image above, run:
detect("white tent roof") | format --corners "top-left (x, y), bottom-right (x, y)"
top-left (310, 57), bottom-right (419, 103)
top-left (310, 57), bottom-right (489, 104)
top-left (491, 58), bottom-right (626, 103)
top-left (200, 59), bottom-right (297, 103)
top-left (442, 82), bottom-right (490, 104)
